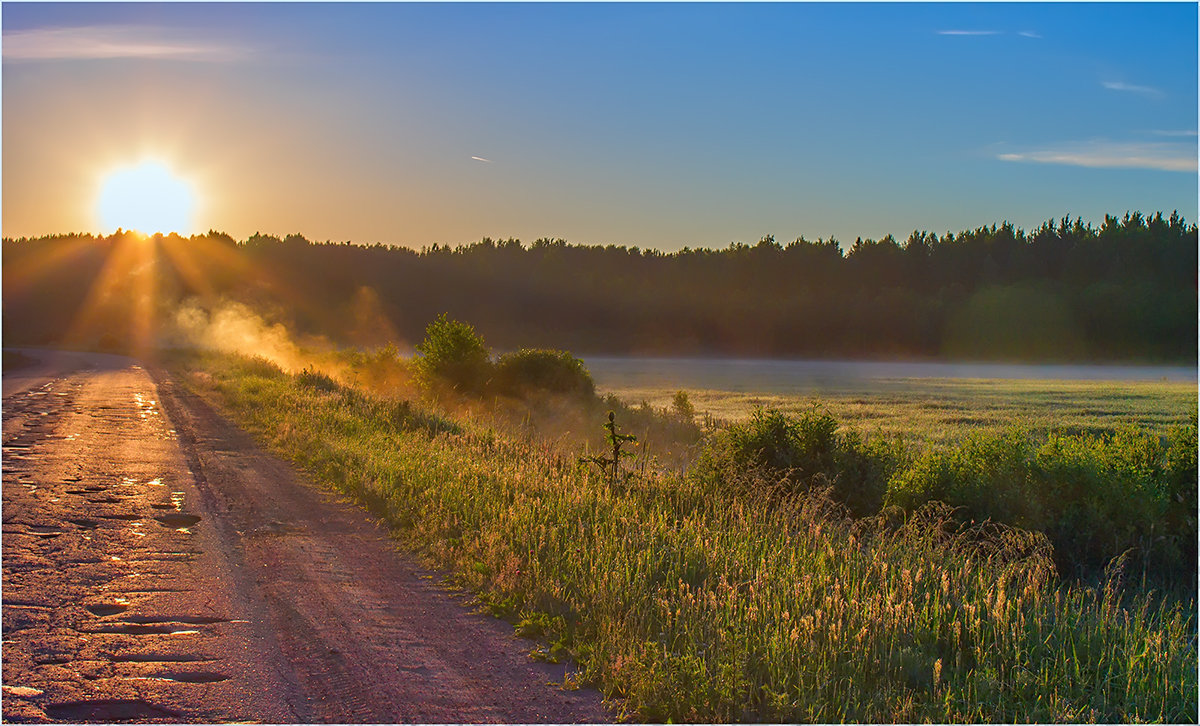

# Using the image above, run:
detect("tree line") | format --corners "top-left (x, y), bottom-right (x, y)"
top-left (3, 211), bottom-right (1195, 362)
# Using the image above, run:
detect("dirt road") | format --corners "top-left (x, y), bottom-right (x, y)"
top-left (2, 350), bottom-right (610, 723)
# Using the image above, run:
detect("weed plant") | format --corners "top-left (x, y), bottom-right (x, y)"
top-left (185, 351), bottom-right (1196, 722)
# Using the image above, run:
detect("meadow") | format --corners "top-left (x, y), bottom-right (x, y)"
top-left (176, 345), bottom-right (1197, 723)
top-left (589, 373), bottom-right (1196, 446)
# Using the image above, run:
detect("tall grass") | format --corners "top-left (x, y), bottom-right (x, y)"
top-left (185, 352), bottom-right (1196, 722)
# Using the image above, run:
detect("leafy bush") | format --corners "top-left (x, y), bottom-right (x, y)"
top-left (336, 343), bottom-right (414, 397)
top-left (886, 423), bottom-right (1199, 578)
top-left (238, 354), bottom-right (285, 379)
top-left (1161, 417), bottom-right (1198, 570)
top-left (672, 390), bottom-right (696, 421)
top-left (296, 366), bottom-right (340, 392)
top-left (413, 313), bottom-right (493, 394)
top-left (491, 348), bottom-right (595, 399)
top-left (704, 408), bottom-right (898, 515)
top-left (886, 430), bottom-right (1040, 527)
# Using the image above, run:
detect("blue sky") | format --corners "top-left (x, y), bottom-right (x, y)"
top-left (4, 2), bottom-right (1196, 249)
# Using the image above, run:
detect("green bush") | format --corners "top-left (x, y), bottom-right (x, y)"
top-left (413, 313), bottom-right (493, 394)
top-left (705, 408), bottom-right (897, 515)
top-left (491, 348), bottom-right (595, 399)
top-left (1161, 417), bottom-right (1198, 570)
top-left (238, 354), bottom-right (285, 379)
top-left (885, 423), bottom-right (1199, 578)
top-left (886, 430), bottom-right (1040, 527)
top-left (296, 366), bottom-right (340, 392)
top-left (672, 390), bottom-right (696, 421)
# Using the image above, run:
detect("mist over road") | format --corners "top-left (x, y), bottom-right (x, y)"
top-left (2, 350), bottom-right (607, 723)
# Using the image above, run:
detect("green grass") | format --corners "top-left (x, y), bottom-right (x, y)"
top-left (601, 378), bottom-right (1197, 445)
top-left (180, 351), bottom-right (1197, 723)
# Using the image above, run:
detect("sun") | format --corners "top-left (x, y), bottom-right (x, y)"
top-left (97, 160), bottom-right (195, 235)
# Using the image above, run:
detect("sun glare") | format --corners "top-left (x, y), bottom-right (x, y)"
top-left (97, 161), bottom-right (195, 235)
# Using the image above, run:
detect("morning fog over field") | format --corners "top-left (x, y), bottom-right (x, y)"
top-left (3, 2), bottom-right (1198, 723)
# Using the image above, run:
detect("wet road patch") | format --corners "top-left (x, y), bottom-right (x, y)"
top-left (44, 698), bottom-right (182, 721)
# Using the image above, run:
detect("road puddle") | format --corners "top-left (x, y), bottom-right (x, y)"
top-left (45, 699), bottom-right (181, 721)
top-left (127, 615), bottom-right (228, 625)
top-left (155, 513), bottom-right (200, 529)
top-left (91, 623), bottom-right (202, 636)
top-left (85, 603), bottom-right (130, 617)
top-left (133, 671), bottom-right (230, 684)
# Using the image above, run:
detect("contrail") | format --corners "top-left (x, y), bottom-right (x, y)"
top-left (471, 156), bottom-right (493, 163)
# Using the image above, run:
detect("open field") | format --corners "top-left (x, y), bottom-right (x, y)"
top-left (177, 350), bottom-right (1197, 723)
top-left (586, 359), bottom-right (1197, 445)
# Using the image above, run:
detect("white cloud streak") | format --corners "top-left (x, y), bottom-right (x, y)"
top-left (1102, 81), bottom-right (1164, 98)
top-left (997, 140), bottom-right (1197, 173)
top-left (2, 25), bottom-right (248, 62)
top-left (1017, 30), bottom-right (1042, 39)
top-left (937, 30), bottom-right (1002, 36)
top-left (1151, 129), bottom-right (1199, 138)
top-left (470, 156), bottom-right (493, 163)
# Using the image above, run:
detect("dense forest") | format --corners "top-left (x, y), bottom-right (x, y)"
top-left (3, 211), bottom-right (1196, 362)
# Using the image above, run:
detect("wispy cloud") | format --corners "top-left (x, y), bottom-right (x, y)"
top-left (2, 25), bottom-right (248, 62)
top-left (937, 29), bottom-right (1002, 36)
top-left (1017, 30), bottom-right (1042, 39)
top-left (470, 156), bottom-right (493, 163)
top-left (997, 140), bottom-right (1197, 173)
top-left (1102, 81), bottom-right (1164, 98)
top-left (1150, 129), bottom-right (1197, 138)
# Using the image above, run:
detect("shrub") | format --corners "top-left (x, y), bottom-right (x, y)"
top-left (296, 366), bottom-right (340, 392)
top-left (337, 343), bottom-right (414, 396)
top-left (672, 391), bottom-right (696, 421)
top-left (413, 313), bottom-right (492, 394)
top-left (491, 348), bottom-right (595, 399)
top-left (705, 408), bottom-right (896, 515)
top-left (885, 424), bottom-right (1199, 579)
top-left (1162, 417), bottom-right (1198, 570)
top-left (238, 354), bottom-right (285, 379)
top-left (886, 430), bottom-right (1040, 527)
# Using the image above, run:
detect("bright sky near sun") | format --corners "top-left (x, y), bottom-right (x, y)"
top-left (3, 2), bottom-right (1197, 250)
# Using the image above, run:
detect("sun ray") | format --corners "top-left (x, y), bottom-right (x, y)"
top-left (158, 232), bottom-right (253, 302)
top-left (61, 231), bottom-right (159, 355)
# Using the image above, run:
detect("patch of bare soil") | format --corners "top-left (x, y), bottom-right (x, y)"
top-left (3, 353), bottom-right (610, 723)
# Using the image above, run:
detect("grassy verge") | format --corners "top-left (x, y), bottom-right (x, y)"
top-left (181, 351), bottom-right (1197, 722)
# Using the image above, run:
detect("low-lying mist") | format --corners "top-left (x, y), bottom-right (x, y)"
top-left (166, 299), bottom-right (705, 470)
